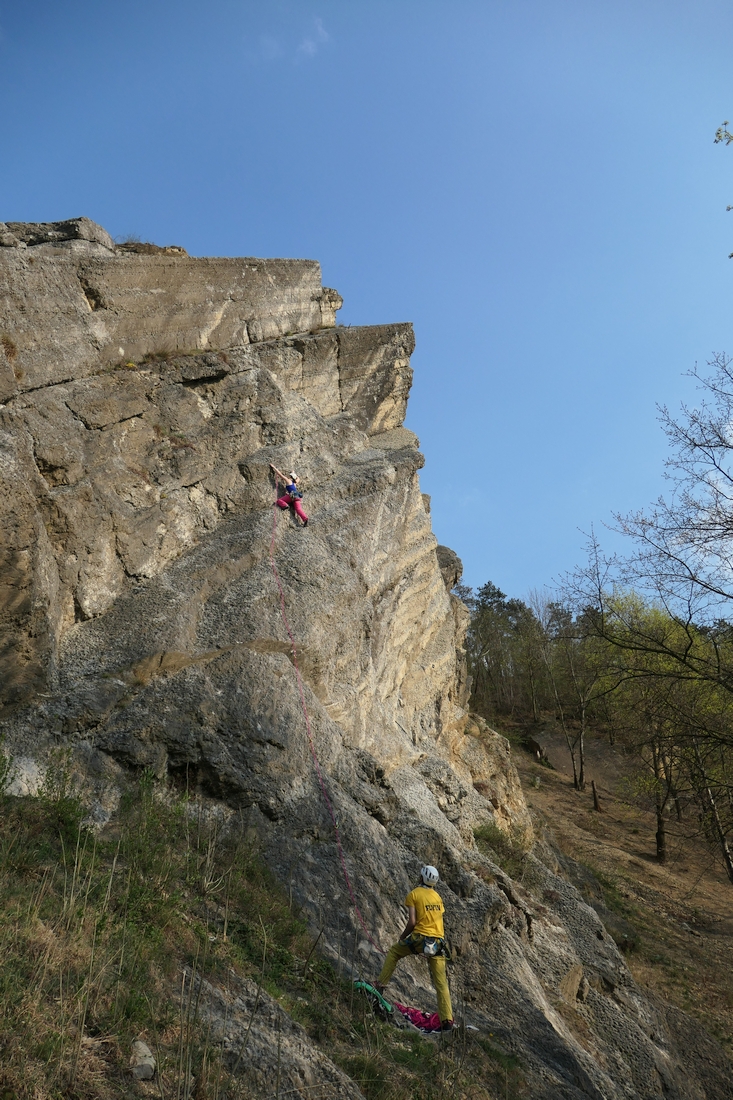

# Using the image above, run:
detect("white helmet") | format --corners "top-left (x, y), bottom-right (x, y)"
top-left (421, 864), bottom-right (439, 886)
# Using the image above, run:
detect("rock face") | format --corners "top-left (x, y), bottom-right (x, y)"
top-left (129, 1039), bottom-right (156, 1081)
top-left (1, 220), bottom-right (731, 1100)
top-left (182, 969), bottom-right (363, 1099)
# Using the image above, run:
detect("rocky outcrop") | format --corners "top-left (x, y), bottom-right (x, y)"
top-left (1, 216), bottom-right (116, 252)
top-left (436, 544), bottom-right (463, 591)
top-left (0, 223), bottom-right (342, 398)
top-left (1, 220), bottom-right (730, 1100)
top-left (182, 969), bottom-right (363, 1099)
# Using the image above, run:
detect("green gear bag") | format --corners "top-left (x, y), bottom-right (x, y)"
top-left (353, 981), bottom-right (394, 1019)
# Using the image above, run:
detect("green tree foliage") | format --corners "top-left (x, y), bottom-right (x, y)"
top-left (467, 583), bottom-right (547, 722)
top-left (464, 584), bottom-right (624, 792)
top-left (459, 579), bottom-right (733, 879)
top-left (566, 353), bottom-right (733, 881)
top-left (459, 358), bottom-right (733, 883)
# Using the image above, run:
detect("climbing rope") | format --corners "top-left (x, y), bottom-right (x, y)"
top-left (269, 478), bottom-right (384, 955)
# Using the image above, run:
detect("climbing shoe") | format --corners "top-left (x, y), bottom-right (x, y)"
top-left (440, 1020), bottom-right (455, 1032)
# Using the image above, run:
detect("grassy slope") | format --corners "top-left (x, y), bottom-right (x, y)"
top-left (0, 770), bottom-right (525, 1100)
top-left (509, 728), bottom-right (733, 1054)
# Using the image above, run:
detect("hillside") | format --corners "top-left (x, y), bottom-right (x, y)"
top-left (1, 218), bottom-right (731, 1099)
top-left (513, 730), bottom-right (733, 1058)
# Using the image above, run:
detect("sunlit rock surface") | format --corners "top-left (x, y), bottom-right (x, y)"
top-left (1, 220), bottom-right (730, 1099)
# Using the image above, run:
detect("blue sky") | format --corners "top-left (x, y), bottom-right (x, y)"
top-left (2, 0), bottom-right (733, 596)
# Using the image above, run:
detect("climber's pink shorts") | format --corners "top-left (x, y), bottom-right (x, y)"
top-left (276, 495), bottom-right (308, 524)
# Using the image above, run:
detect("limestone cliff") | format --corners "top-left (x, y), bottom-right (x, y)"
top-left (1, 220), bottom-right (730, 1100)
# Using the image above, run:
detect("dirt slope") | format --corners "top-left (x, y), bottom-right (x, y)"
top-left (514, 730), bottom-right (733, 1054)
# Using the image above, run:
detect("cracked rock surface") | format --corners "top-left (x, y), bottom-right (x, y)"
top-left (1, 220), bottom-right (731, 1099)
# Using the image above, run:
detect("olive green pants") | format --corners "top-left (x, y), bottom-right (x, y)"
top-left (378, 941), bottom-right (453, 1023)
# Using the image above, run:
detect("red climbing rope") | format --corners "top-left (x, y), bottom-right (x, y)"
top-left (269, 479), bottom-right (384, 955)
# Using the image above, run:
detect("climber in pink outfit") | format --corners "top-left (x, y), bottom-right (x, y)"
top-left (270, 463), bottom-right (309, 526)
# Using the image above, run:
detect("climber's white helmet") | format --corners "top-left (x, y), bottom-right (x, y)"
top-left (421, 865), bottom-right (439, 886)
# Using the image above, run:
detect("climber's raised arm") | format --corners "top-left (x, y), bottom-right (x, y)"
top-left (272, 464), bottom-right (309, 527)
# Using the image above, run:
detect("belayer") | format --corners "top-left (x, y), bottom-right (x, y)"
top-left (375, 864), bottom-right (454, 1031)
top-left (270, 463), bottom-right (308, 527)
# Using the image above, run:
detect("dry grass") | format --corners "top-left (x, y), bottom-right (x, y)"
top-left (1, 332), bottom-right (17, 361)
top-left (0, 766), bottom-right (527, 1100)
top-left (514, 729), bottom-right (733, 1051)
top-left (116, 237), bottom-right (188, 256)
top-left (0, 773), bottom-right (298, 1099)
top-left (474, 822), bottom-right (531, 879)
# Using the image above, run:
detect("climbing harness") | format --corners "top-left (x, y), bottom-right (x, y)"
top-left (269, 476), bottom-right (383, 955)
top-left (402, 932), bottom-right (452, 960)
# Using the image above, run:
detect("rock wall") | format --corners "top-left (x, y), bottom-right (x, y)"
top-left (1, 221), bottom-right (730, 1100)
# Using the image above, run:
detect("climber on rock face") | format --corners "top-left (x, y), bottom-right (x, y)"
top-left (270, 463), bottom-right (308, 527)
top-left (375, 864), bottom-right (454, 1031)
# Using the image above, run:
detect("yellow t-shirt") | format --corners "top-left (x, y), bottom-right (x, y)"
top-left (405, 886), bottom-right (445, 938)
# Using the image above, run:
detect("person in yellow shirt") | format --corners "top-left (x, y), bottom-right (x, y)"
top-left (375, 865), bottom-right (454, 1030)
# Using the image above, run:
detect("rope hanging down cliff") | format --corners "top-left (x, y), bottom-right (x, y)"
top-left (269, 472), bottom-right (383, 955)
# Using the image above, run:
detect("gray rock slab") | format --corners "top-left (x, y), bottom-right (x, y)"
top-left (129, 1038), bottom-right (156, 1079)
top-left (0, 226), bottom-right (730, 1100)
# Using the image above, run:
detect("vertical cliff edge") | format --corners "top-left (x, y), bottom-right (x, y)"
top-left (1, 219), bottom-right (730, 1099)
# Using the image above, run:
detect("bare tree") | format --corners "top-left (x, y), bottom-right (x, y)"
top-left (714, 120), bottom-right (733, 258)
top-left (531, 591), bottom-right (625, 791)
top-left (565, 353), bottom-right (733, 879)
